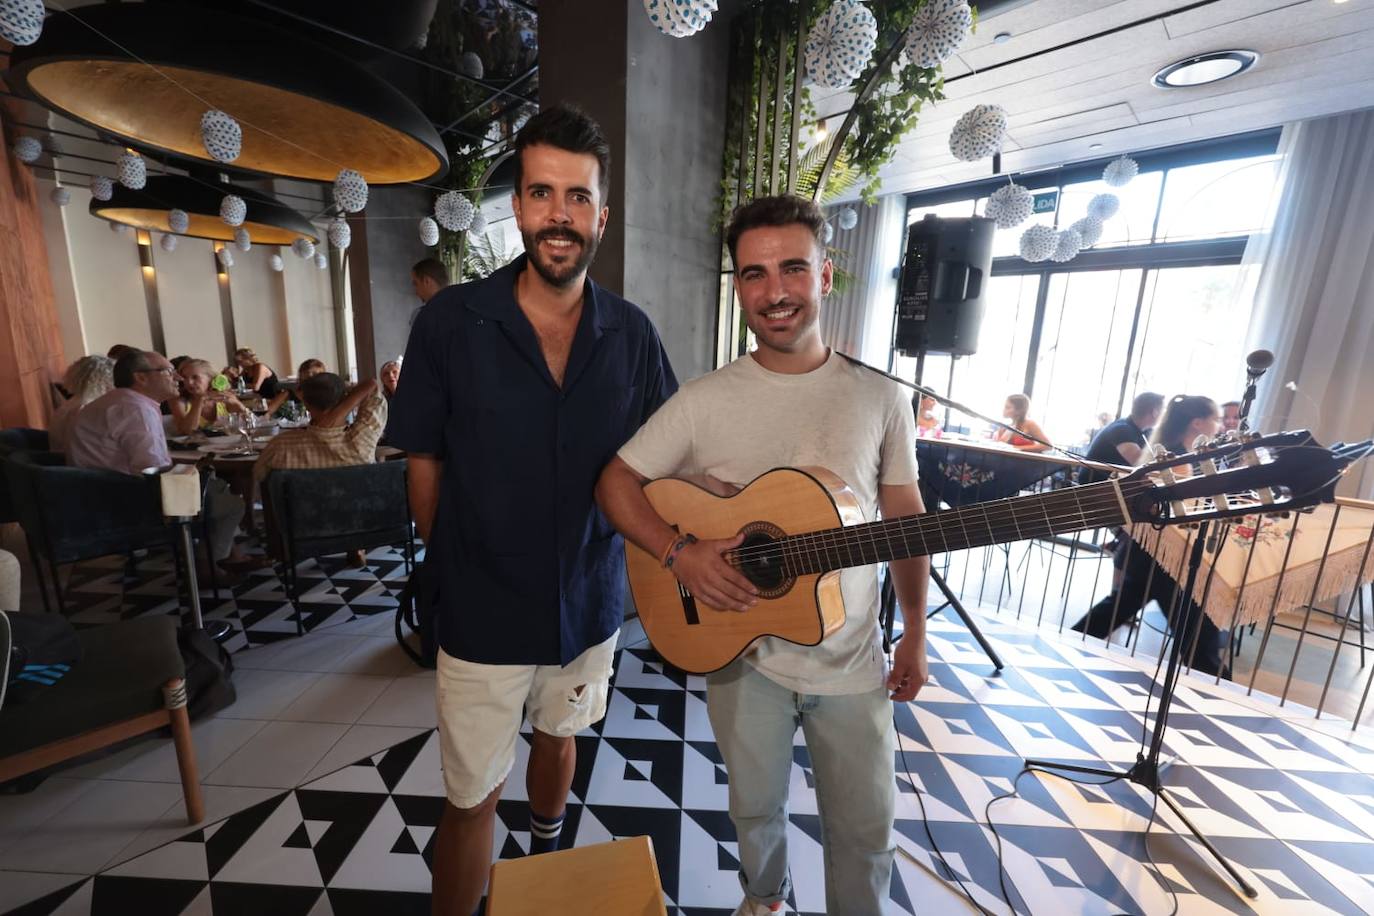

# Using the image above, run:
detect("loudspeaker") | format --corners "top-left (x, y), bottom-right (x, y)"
top-left (895, 214), bottom-right (995, 357)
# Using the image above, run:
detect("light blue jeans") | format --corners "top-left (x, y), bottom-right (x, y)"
top-left (707, 659), bottom-right (896, 915)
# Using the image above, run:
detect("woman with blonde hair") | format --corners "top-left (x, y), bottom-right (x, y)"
top-left (171, 359), bottom-right (247, 435)
top-left (50, 355), bottom-right (114, 452)
top-left (994, 393), bottom-right (1051, 452)
top-left (232, 347), bottom-right (281, 398)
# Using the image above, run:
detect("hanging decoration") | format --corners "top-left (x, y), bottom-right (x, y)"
top-left (220, 194), bottom-right (247, 227)
top-left (470, 208), bottom-right (488, 236)
top-left (948, 104), bottom-right (1007, 162)
top-left (0, 0), bottom-right (45, 47)
top-left (1018, 224), bottom-right (1056, 263)
top-left (168, 208), bottom-right (190, 234)
top-left (904, 0), bottom-right (972, 69)
top-left (291, 237), bottom-right (315, 259)
top-left (1050, 228), bottom-right (1083, 263)
top-left (460, 51), bottom-right (484, 80)
top-left (1103, 155), bottom-right (1138, 188)
top-left (822, 221), bottom-right (835, 244)
top-left (13, 136), bottom-right (42, 163)
top-left (117, 151), bottom-right (147, 189)
top-left (418, 216), bottom-right (440, 247)
top-left (314, 251), bottom-right (328, 270)
top-left (270, 254), bottom-right (284, 272)
top-left (109, 221), bottom-right (130, 235)
top-left (1069, 216), bottom-right (1103, 248)
top-left (641, 0), bottom-right (714, 39)
top-left (90, 175), bottom-right (114, 202)
top-left (50, 186), bottom-right (70, 207)
top-left (985, 181), bottom-right (1033, 230)
top-left (160, 234), bottom-right (178, 252)
top-left (327, 218), bottom-right (351, 250)
top-left (805, 0), bottom-right (879, 89)
top-left (217, 247), bottom-right (234, 269)
top-left (234, 228), bottom-right (252, 252)
top-left (199, 109), bottom-right (242, 164)
top-left (1087, 192), bottom-right (1120, 221)
top-left (837, 207), bottom-right (859, 231)
top-left (435, 191), bottom-right (475, 231)
top-left (333, 169), bottom-right (369, 213)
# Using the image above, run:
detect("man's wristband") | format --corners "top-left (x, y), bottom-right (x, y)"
top-left (662, 533), bottom-right (698, 569)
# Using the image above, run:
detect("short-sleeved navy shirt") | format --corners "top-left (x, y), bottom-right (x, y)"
top-left (386, 256), bottom-right (678, 665)
top-left (1082, 417), bottom-right (1148, 483)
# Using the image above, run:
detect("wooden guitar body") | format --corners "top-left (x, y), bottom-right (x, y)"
top-left (625, 467), bottom-right (865, 675)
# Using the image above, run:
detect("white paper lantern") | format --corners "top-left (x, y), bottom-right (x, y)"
top-left (822, 221), bottom-right (835, 245)
top-left (949, 105), bottom-right (1007, 162)
top-left (1087, 192), bottom-right (1120, 221)
top-left (314, 251), bottom-right (328, 270)
top-left (333, 169), bottom-right (369, 213)
top-left (217, 247), bottom-right (234, 269)
top-left (117, 151), bottom-right (146, 190)
top-left (805, 0), bottom-right (878, 89)
top-left (435, 191), bottom-right (475, 231)
top-left (291, 237), bottom-right (315, 259)
top-left (270, 254), bottom-right (284, 272)
top-left (327, 218), bottom-right (351, 250)
top-left (470, 208), bottom-right (488, 235)
top-left (641, 0), bottom-right (711, 38)
top-left (199, 109), bottom-right (242, 164)
top-left (109, 220), bottom-right (130, 235)
top-left (1050, 228), bottom-right (1083, 263)
top-left (234, 228), bottom-right (252, 252)
top-left (160, 234), bottom-right (178, 253)
top-left (168, 208), bottom-right (189, 234)
top-left (837, 207), bottom-right (859, 231)
top-left (1103, 155), bottom-right (1139, 188)
top-left (1018, 224), bottom-right (1056, 263)
top-left (1069, 216), bottom-right (1104, 248)
top-left (0, 0), bottom-right (45, 47)
top-left (905, 0), bottom-right (972, 69)
top-left (460, 51), bottom-right (485, 80)
top-left (50, 186), bottom-right (70, 206)
top-left (90, 175), bottom-right (114, 202)
top-left (986, 182), bottom-right (1033, 230)
top-left (220, 194), bottom-right (246, 227)
top-left (418, 216), bottom-right (440, 247)
top-left (13, 136), bottom-right (42, 163)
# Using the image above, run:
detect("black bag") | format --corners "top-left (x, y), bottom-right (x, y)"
top-left (395, 561), bottom-right (436, 669)
top-left (2, 611), bottom-right (82, 708)
top-left (177, 626), bottom-right (236, 719)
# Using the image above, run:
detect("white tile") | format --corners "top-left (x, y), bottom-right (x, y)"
top-left (356, 675), bottom-right (438, 729)
top-left (328, 612), bottom-right (398, 638)
top-left (217, 668), bottom-right (323, 719)
top-left (0, 779), bottom-right (185, 874)
top-left (103, 784), bottom-right (282, 868)
top-left (301, 724), bottom-right (431, 783)
top-left (0, 870), bottom-right (87, 913)
top-left (205, 721), bottom-right (349, 789)
top-left (62, 717), bottom-right (267, 783)
top-left (0, 778), bottom-right (101, 856)
top-left (334, 637), bottom-right (419, 678)
top-left (277, 674), bottom-right (394, 725)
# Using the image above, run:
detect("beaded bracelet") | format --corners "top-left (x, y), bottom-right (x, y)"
top-left (663, 534), bottom-right (698, 569)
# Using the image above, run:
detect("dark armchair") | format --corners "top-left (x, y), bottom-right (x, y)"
top-left (0, 428), bottom-right (50, 524)
top-left (263, 460), bottom-right (414, 637)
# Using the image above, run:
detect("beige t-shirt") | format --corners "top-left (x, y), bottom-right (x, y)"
top-left (618, 350), bottom-right (919, 695)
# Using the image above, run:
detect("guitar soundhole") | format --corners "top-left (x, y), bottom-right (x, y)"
top-left (734, 522), bottom-right (794, 599)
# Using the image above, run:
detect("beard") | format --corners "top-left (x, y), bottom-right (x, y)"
top-left (522, 226), bottom-right (599, 289)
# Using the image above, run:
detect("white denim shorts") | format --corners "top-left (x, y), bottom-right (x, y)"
top-left (434, 630), bottom-right (617, 808)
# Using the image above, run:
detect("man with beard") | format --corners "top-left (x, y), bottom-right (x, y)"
top-left (596, 195), bottom-right (929, 915)
top-left (386, 105), bottom-right (677, 915)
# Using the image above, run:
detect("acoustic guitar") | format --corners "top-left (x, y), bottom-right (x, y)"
top-left (624, 432), bottom-right (1369, 674)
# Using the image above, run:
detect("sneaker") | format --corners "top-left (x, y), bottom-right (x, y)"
top-left (732, 899), bottom-right (783, 916)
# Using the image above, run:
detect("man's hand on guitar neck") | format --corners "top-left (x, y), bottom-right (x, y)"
top-left (670, 533), bottom-right (759, 613)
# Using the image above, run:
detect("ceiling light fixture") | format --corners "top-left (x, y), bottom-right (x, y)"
top-left (91, 175), bottom-right (319, 245)
top-left (1152, 50), bottom-right (1258, 89)
top-left (993, 32), bottom-right (1012, 44)
top-left (814, 119), bottom-right (829, 143)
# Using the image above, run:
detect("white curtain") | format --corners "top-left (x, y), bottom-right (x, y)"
top-left (1242, 109), bottom-right (1374, 498)
top-left (820, 195), bottom-right (906, 367)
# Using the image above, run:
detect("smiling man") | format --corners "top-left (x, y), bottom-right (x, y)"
top-left (385, 105), bottom-right (677, 915)
top-left (596, 195), bottom-right (930, 915)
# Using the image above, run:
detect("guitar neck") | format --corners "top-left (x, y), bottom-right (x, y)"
top-left (782, 481), bottom-right (1133, 575)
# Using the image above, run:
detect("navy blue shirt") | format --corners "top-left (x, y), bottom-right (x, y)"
top-left (1081, 417), bottom-right (1148, 483)
top-left (386, 256), bottom-right (677, 665)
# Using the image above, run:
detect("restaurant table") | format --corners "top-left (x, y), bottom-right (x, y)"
top-left (915, 435), bottom-right (1096, 509)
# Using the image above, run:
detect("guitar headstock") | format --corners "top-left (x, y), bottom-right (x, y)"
top-left (1118, 431), bottom-right (1372, 526)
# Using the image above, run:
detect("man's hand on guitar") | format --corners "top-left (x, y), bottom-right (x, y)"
top-left (886, 636), bottom-right (928, 702)
top-left (671, 533), bottom-right (759, 612)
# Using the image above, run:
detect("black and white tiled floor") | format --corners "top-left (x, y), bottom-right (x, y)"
top-left (10, 592), bottom-right (1374, 916)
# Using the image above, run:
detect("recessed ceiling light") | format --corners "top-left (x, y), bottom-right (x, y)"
top-left (993, 32), bottom-right (1012, 44)
top-left (1152, 50), bottom-right (1258, 88)
top-left (1089, 143), bottom-right (1104, 150)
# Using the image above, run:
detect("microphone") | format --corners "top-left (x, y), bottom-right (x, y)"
top-left (1246, 348), bottom-right (1274, 379)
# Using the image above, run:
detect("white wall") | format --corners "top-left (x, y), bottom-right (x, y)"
top-left (227, 243), bottom-right (291, 375)
top-left (281, 250), bottom-right (337, 374)
top-left (37, 178), bottom-right (87, 365)
top-left (154, 235), bottom-right (227, 364)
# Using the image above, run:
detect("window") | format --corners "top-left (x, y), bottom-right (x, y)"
top-left (898, 131), bottom-right (1280, 444)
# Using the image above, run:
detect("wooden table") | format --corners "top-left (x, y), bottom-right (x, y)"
top-left (486, 836), bottom-right (667, 916)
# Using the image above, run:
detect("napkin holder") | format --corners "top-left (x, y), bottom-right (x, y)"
top-left (158, 465), bottom-right (203, 518)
